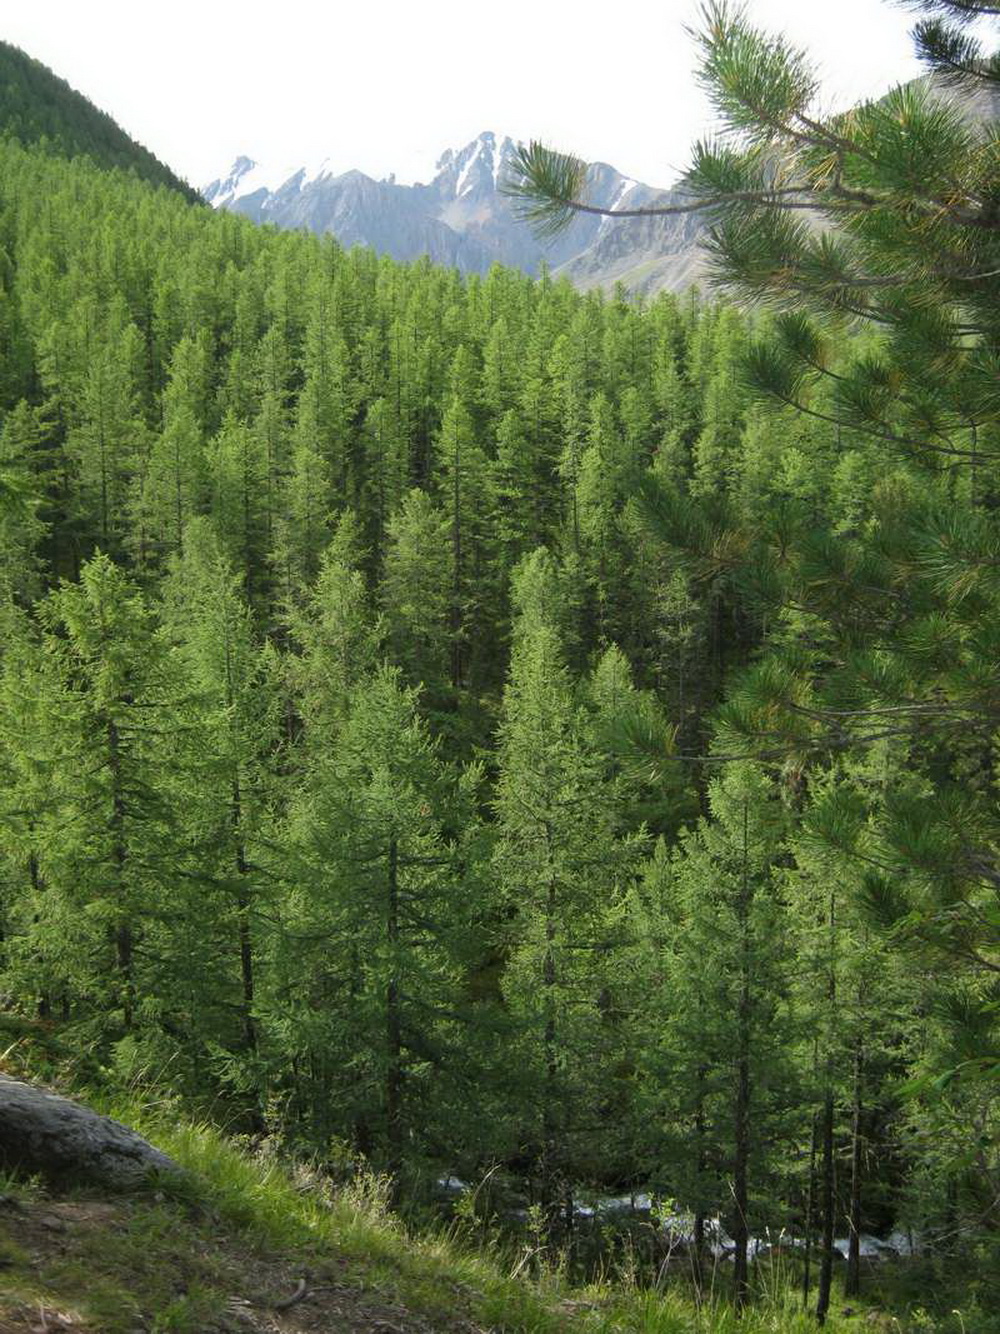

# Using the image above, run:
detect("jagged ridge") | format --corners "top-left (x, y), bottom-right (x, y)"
top-left (202, 132), bottom-right (708, 294)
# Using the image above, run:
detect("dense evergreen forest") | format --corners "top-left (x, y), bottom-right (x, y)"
top-left (0, 41), bottom-right (198, 201)
top-left (0, 4), bottom-right (998, 1326)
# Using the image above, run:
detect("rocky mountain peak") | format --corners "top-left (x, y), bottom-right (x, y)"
top-left (431, 131), bottom-right (515, 201)
top-left (201, 133), bottom-right (705, 295)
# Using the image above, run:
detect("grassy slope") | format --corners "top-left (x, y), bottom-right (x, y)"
top-left (0, 1084), bottom-right (985, 1334)
top-left (0, 1019), bottom-right (989, 1334)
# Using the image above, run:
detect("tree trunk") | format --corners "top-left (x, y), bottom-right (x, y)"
top-left (108, 716), bottom-right (132, 1029)
top-left (845, 1040), bottom-right (864, 1298)
top-left (232, 775), bottom-right (266, 1135)
top-left (242, 443), bottom-right (253, 601)
top-left (232, 777), bottom-right (257, 1055)
top-left (385, 837), bottom-right (403, 1181)
top-left (99, 408), bottom-right (109, 546)
top-left (733, 1047), bottom-right (751, 1308)
top-left (816, 890), bottom-right (838, 1326)
top-left (802, 1107), bottom-right (818, 1310)
top-left (692, 1211), bottom-right (706, 1296)
top-left (541, 824), bottom-right (559, 1230)
top-left (28, 847), bottom-right (51, 1020)
top-left (692, 1065), bottom-right (708, 1297)
top-left (732, 799), bottom-right (753, 1312)
top-left (815, 1085), bottom-right (836, 1326)
top-left (451, 430), bottom-right (463, 691)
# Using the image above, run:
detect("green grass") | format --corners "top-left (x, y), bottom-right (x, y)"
top-left (0, 1198), bottom-right (240, 1332)
top-left (0, 1090), bottom-right (885, 1333)
top-left (0, 1053), bottom-right (992, 1333)
top-left (136, 1113), bottom-right (1000, 1334)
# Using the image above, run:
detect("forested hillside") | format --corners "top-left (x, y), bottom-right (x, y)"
top-left (0, 20), bottom-right (997, 1327)
top-left (0, 41), bottom-right (199, 200)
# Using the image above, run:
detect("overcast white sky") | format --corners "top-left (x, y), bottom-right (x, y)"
top-left (5, 0), bottom-right (929, 190)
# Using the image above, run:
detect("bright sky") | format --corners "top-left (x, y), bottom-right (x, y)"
top-left (4, 0), bottom-right (929, 191)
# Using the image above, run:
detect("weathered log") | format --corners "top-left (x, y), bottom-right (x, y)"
top-left (0, 1074), bottom-right (180, 1188)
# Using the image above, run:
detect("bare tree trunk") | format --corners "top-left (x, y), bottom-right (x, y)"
top-left (732, 799), bottom-right (753, 1312)
top-left (845, 1039), bottom-right (864, 1298)
top-left (385, 838), bottom-right (403, 1183)
top-left (802, 1107), bottom-right (818, 1310)
top-left (816, 893), bottom-right (837, 1326)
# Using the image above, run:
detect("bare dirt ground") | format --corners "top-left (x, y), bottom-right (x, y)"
top-left (0, 1194), bottom-right (484, 1334)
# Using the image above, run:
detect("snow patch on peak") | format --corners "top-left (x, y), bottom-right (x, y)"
top-left (204, 156), bottom-right (259, 208)
top-left (599, 176), bottom-right (638, 232)
top-left (492, 135), bottom-right (510, 190)
top-left (301, 156), bottom-right (335, 190)
top-left (204, 153), bottom-right (343, 207)
top-left (455, 138), bottom-right (485, 198)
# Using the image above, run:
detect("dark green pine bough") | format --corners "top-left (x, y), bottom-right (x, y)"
top-left (507, 0), bottom-right (1000, 1318)
top-left (0, 3), bottom-right (997, 1329)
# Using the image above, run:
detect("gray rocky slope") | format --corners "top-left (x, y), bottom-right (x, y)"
top-left (203, 132), bottom-right (707, 296)
top-left (203, 80), bottom-right (1000, 297)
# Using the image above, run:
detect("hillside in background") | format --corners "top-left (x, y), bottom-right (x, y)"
top-left (0, 41), bottom-right (199, 201)
top-left (203, 133), bottom-right (708, 294)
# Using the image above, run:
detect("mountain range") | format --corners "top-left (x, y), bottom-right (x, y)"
top-left (203, 133), bottom-right (708, 295)
top-left (11, 34), bottom-right (992, 301)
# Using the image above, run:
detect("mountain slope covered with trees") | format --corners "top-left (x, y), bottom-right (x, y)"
top-left (0, 41), bottom-right (199, 201)
top-left (0, 5), bottom-right (997, 1331)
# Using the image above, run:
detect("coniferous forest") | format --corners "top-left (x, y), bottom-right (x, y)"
top-left (0, 4), bottom-right (999, 1330)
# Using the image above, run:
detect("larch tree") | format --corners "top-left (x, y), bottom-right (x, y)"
top-left (507, 0), bottom-right (1000, 1287)
top-left (493, 549), bottom-right (645, 1220)
top-left (6, 555), bottom-right (184, 1042)
top-left (277, 665), bottom-right (476, 1175)
top-left (161, 518), bottom-right (282, 1090)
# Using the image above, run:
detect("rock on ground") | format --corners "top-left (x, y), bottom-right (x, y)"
top-left (0, 1074), bottom-right (180, 1188)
